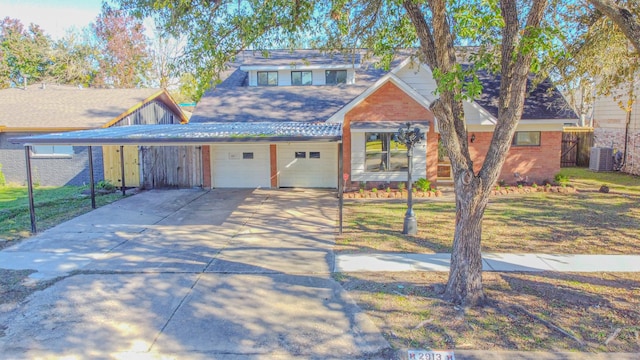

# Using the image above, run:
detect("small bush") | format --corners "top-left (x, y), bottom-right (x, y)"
top-left (96, 180), bottom-right (115, 191)
top-left (415, 178), bottom-right (431, 192)
top-left (371, 187), bottom-right (378, 193)
top-left (554, 173), bottom-right (570, 187)
top-left (398, 182), bottom-right (406, 191)
top-left (386, 187), bottom-right (391, 193)
top-left (532, 182), bottom-right (538, 188)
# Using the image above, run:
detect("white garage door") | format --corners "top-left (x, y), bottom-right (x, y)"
top-left (277, 143), bottom-right (338, 188)
top-left (211, 144), bottom-right (270, 188)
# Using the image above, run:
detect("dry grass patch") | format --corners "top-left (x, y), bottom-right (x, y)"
top-left (335, 271), bottom-right (640, 352)
top-left (337, 191), bottom-right (640, 254)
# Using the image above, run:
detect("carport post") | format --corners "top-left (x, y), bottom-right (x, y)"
top-left (119, 145), bottom-right (126, 196)
top-left (88, 146), bottom-right (96, 209)
top-left (338, 142), bottom-right (343, 234)
top-left (24, 146), bottom-right (37, 234)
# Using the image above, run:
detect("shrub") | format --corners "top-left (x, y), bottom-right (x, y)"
top-left (386, 187), bottom-right (391, 193)
top-left (415, 178), bottom-right (431, 192)
top-left (96, 180), bottom-right (115, 191)
top-left (398, 182), bottom-right (406, 191)
top-left (532, 182), bottom-right (538, 188)
top-left (371, 187), bottom-right (378, 193)
top-left (554, 173), bottom-right (570, 187)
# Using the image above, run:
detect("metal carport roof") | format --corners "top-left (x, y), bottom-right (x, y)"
top-left (11, 121), bottom-right (344, 235)
top-left (11, 122), bottom-right (343, 146)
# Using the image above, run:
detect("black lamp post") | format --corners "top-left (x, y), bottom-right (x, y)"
top-left (397, 122), bottom-right (425, 235)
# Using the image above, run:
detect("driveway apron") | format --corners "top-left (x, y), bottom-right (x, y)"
top-left (0, 189), bottom-right (388, 359)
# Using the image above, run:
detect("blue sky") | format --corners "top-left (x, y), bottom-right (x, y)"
top-left (1, 0), bottom-right (109, 39)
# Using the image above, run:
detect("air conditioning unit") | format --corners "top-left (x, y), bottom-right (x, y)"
top-left (589, 147), bottom-right (613, 171)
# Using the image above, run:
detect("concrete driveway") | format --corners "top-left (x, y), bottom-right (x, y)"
top-left (0, 189), bottom-right (389, 359)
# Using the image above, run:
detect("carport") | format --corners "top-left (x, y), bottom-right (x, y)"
top-left (11, 122), bottom-right (344, 234)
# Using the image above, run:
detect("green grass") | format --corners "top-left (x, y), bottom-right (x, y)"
top-left (0, 185), bottom-right (123, 245)
top-left (557, 168), bottom-right (640, 195)
top-left (338, 169), bottom-right (640, 254)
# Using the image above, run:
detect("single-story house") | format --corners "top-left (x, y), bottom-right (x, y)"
top-left (13, 50), bottom-right (578, 190)
top-left (592, 86), bottom-right (640, 176)
top-left (0, 85), bottom-right (188, 187)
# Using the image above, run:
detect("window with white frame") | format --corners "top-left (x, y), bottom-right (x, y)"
top-left (365, 132), bottom-right (408, 172)
top-left (257, 71), bottom-right (278, 86)
top-left (291, 71), bottom-right (312, 85)
top-left (325, 70), bottom-right (347, 85)
top-left (31, 145), bottom-right (74, 157)
top-left (512, 131), bottom-right (541, 146)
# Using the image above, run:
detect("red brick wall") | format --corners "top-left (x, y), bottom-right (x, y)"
top-left (201, 145), bottom-right (211, 188)
top-left (468, 131), bottom-right (562, 185)
top-left (270, 144), bottom-right (278, 188)
top-left (344, 81), bottom-right (435, 184)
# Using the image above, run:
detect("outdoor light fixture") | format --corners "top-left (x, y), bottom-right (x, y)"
top-left (470, 133), bottom-right (476, 143)
top-left (397, 122), bottom-right (425, 235)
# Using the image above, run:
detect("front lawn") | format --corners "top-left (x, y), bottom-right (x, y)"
top-left (0, 185), bottom-right (123, 248)
top-left (336, 169), bottom-right (640, 355)
top-left (337, 169), bottom-right (640, 254)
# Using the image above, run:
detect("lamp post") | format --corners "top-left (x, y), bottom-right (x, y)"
top-left (397, 122), bottom-right (424, 235)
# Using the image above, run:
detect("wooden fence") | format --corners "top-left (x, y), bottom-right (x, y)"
top-left (561, 128), bottom-right (594, 167)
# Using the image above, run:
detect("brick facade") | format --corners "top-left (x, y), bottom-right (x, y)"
top-left (344, 81), bottom-right (435, 187)
top-left (343, 81), bottom-right (563, 187)
top-left (594, 128), bottom-right (640, 176)
top-left (201, 145), bottom-right (211, 188)
top-left (468, 131), bottom-right (562, 185)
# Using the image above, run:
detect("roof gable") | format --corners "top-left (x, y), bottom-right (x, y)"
top-left (0, 85), bottom-right (187, 130)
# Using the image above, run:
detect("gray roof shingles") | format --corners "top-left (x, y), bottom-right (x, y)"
top-left (191, 49), bottom-right (577, 124)
top-left (190, 50), bottom-right (390, 123)
top-left (0, 85), bottom-right (162, 128)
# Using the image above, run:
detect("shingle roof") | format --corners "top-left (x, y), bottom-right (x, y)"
top-left (190, 50), bottom-right (392, 123)
top-left (0, 85), bottom-right (164, 129)
top-left (191, 49), bottom-right (577, 125)
top-left (473, 70), bottom-right (578, 120)
top-left (237, 49), bottom-right (361, 67)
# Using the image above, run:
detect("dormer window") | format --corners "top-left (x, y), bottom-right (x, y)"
top-left (325, 70), bottom-right (347, 85)
top-left (291, 71), bottom-right (312, 86)
top-left (257, 71), bottom-right (278, 86)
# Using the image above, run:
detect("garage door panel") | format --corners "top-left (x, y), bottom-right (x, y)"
top-left (212, 144), bottom-right (270, 188)
top-left (277, 144), bottom-right (337, 188)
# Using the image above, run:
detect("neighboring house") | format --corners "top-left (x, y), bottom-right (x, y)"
top-left (0, 85), bottom-right (187, 187)
top-left (592, 86), bottom-right (640, 176)
top-left (189, 50), bottom-right (577, 188)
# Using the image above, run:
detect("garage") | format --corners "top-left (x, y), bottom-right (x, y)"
top-left (211, 144), bottom-right (271, 188)
top-left (277, 143), bottom-right (338, 188)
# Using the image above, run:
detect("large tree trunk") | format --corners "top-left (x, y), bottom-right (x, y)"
top-left (404, 0), bottom-right (549, 307)
top-left (444, 179), bottom-right (489, 306)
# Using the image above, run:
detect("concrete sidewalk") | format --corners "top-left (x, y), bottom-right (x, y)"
top-left (335, 253), bottom-right (640, 273)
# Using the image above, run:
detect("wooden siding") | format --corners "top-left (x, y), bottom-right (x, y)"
top-left (103, 145), bottom-right (140, 187)
top-left (102, 100), bottom-right (200, 189)
top-left (110, 100), bottom-right (179, 126)
top-left (140, 146), bottom-right (202, 189)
